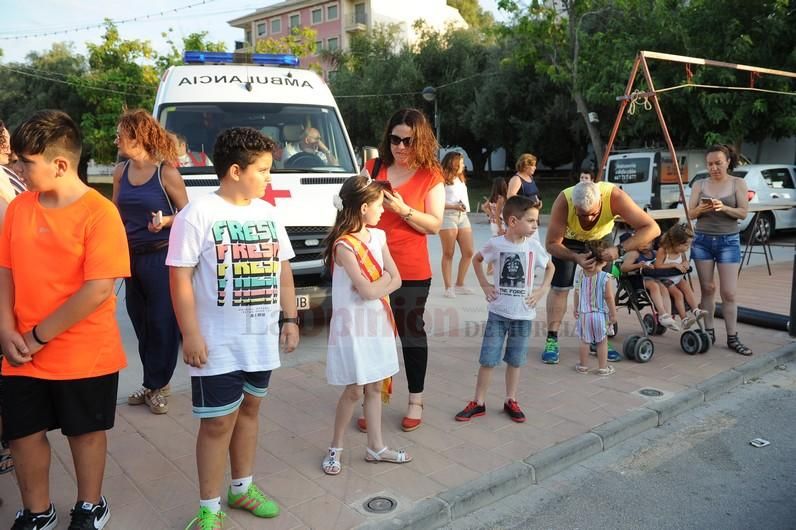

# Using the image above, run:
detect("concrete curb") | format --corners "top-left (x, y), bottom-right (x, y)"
top-left (523, 432), bottom-right (602, 482)
top-left (644, 387), bottom-right (705, 426)
top-left (438, 462), bottom-right (534, 520)
top-left (590, 408), bottom-right (659, 450)
top-left (357, 342), bottom-right (796, 529)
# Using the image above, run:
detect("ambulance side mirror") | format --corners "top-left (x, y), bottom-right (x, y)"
top-left (362, 146), bottom-right (379, 164)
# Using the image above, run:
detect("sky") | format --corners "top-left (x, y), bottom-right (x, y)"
top-left (0, 0), bottom-right (510, 63)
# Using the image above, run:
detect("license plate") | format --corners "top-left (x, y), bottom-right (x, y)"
top-left (296, 295), bottom-right (310, 310)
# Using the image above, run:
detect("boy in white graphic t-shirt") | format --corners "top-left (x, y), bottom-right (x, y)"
top-left (455, 196), bottom-right (554, 423)
top-left (167, 128), bottom-right (299, 529)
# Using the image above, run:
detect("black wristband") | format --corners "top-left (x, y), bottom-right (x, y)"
top-left (280, 317), bottom-right (300, 326)
top-left (32, 325), bottom-right (48, 345)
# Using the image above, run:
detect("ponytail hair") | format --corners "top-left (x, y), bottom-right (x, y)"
top-left (706, 144), bottom-right (739, 171)
top-left (322, 175), bottom-right (388, 268)
top-left (117, 108), bottom-right (178, 163)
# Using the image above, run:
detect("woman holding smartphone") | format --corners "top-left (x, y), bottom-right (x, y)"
top-left (362, 108), bottom-right (445, 431)
top-left (113, 109), bottom-right (189, 413)
top-left (687, 144), bottom-right (751, 355)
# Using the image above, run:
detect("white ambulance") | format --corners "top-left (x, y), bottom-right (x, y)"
top-left (154, 52), bottom-right (358, 318)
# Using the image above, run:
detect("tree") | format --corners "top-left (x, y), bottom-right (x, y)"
top-left (498, 0), bottom-right (615, 165)
top-left (0, 43), bottom-right (89, 130)
top-left (73, 21), bottom-right (160, 163)
top-left (447, 0), bottom-right (496, 30)
top-left (156, 30), bottom-right (228, 71)
top-left (327, 24), bottom-right (422, 149)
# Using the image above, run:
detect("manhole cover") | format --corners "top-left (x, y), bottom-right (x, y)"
top-left (364, 496), bottom-right (397, 514)
top-left (639, 388), bottom-right (664, 397)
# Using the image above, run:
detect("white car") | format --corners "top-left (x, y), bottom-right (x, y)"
top-left (686, 164), bottom-right (796, 241)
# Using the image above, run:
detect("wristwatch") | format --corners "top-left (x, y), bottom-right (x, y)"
top-left (280, 317), bottom-right (300, 326)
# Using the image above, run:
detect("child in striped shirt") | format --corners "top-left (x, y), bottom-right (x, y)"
top-left (573, 240), bottom-right (618, 376)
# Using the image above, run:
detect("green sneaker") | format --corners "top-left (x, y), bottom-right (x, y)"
top-left (227, 483), bottom-right (280, 518)
top-left (541, 337), bottom-right (560, 364)
top-left (185, 507), bottom-right (225, 530)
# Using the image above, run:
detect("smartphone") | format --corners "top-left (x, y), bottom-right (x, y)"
top-left (154, 210), bottom-right (163, 226)
top-left (380, 181), bottom-right (393, 194)
top-left (701, 197), bottom-right (714, 205)
top-left (750, 438), bottom-right (770, 448)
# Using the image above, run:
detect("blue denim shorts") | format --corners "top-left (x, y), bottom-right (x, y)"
top-left (691, 232), bottom-right (741, 264)
top-left (478, 312), bottom-right (532, 368)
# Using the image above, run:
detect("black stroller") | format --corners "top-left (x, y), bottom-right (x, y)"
top-left (613, 235), bottom-right (712, 362)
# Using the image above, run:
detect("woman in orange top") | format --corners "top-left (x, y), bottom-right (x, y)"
top-left (364, 108), bottom-right (445, 431)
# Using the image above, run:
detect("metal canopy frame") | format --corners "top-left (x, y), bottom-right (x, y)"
top-left (597, 50), bottom-right (796, 220)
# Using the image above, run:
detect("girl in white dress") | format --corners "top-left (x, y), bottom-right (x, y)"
top-left (321, 174), bottom-right (412, 475)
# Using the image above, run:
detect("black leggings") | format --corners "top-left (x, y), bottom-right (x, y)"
top-left (389, 279), bottom-right (431, 394)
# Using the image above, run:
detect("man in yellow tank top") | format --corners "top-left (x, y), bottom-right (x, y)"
top-left (541, 181), bottom-right (660, 364)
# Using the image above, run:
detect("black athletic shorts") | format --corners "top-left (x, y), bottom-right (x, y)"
top-left (1, 372), bottom-right (119, 440)
top-left (551, 236), bottom-right (614, 290)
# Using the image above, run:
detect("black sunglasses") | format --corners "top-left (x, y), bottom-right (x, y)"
top-left (388, 134), bottom-right (413, 147)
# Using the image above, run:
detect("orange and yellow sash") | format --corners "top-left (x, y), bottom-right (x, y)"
top-left (336, 233), bottom-right (396, 402)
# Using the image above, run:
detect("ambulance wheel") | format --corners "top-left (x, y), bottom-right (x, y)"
top-left (623, 335), bottom-right (640, 361)
top-left (680, 330), bottom-right (703, 355)
top-left (633, 337), bottom-right (654, 363)
top-left (695, 329), bottom-right (711, 353)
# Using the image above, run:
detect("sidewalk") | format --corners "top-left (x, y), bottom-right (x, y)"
top-left (0, 233), bottom-right (793, 528)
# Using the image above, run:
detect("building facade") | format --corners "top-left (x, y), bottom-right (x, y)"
top-left (228, 0), bottom-right (467, 72)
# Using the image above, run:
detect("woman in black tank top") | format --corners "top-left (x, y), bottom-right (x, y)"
top-left (687, 144), bottom-right (752, 355)
top-left (507, 153), bottom-right (541, 206)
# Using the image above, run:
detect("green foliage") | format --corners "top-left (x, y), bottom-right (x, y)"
top-left (156, 30), bottom-right (228, 71)
top-left (447, 0), bottom-right (496, 30)
top-left (74, 21), bottom-right (160, 162)
top-left (0, 43), bottom-right (89, 130)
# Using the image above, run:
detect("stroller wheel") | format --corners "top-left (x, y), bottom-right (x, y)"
top-left (643, 313), bottom-right (667, 336)
top-left (680, 330), bottom-right (703, 355)
top-left (633, 337), bottom-right (654, 363)
top-left (623, 335), bottom-right (640, 361)
top-left (642, 314), bottom-right (655, 335)
top-left (694, 329), bottom-right (711, 353)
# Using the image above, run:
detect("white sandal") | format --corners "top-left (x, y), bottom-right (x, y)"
top-left (365, 446), bottom-right (412, 464)
top-left (322, 447), bottom-right (342, 475)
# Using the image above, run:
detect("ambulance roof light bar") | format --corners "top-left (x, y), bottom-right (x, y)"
top-left (183, 51), bottom-right (300, 67)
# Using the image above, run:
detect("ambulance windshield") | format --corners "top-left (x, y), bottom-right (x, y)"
top-left (157, 102), bottom-right (355, 173)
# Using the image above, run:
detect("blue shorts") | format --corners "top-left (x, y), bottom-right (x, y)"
top-left (191, 370), bottom-right (271, 418)
top-left (691, 232), bottom-right (741, 264)
top-left (478, 312), bottom-right (532, 368)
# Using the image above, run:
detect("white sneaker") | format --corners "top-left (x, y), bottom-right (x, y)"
top-left (455, 285), bottom-right (475, 295)
top-left (659, 313), bottom-right (681, 332)
top-left (444, 287), bottom-right (456, 298)
top-left (692, 308), bottom-right (709, 321)
top-left (681, 314), bottom-right (696, 330)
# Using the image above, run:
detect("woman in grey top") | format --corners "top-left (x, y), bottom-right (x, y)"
top-left (687, 144), bottom-right (751, 355)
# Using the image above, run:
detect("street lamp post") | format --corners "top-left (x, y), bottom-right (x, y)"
top-left (421, 86), bottom-right (440, 145)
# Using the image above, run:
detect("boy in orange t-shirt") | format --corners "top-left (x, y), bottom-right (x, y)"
top-left (0, 110), bottom-right (130, 530)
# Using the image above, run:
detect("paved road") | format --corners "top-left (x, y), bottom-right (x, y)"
top-left (443, 362), bottom-right (796, 530)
